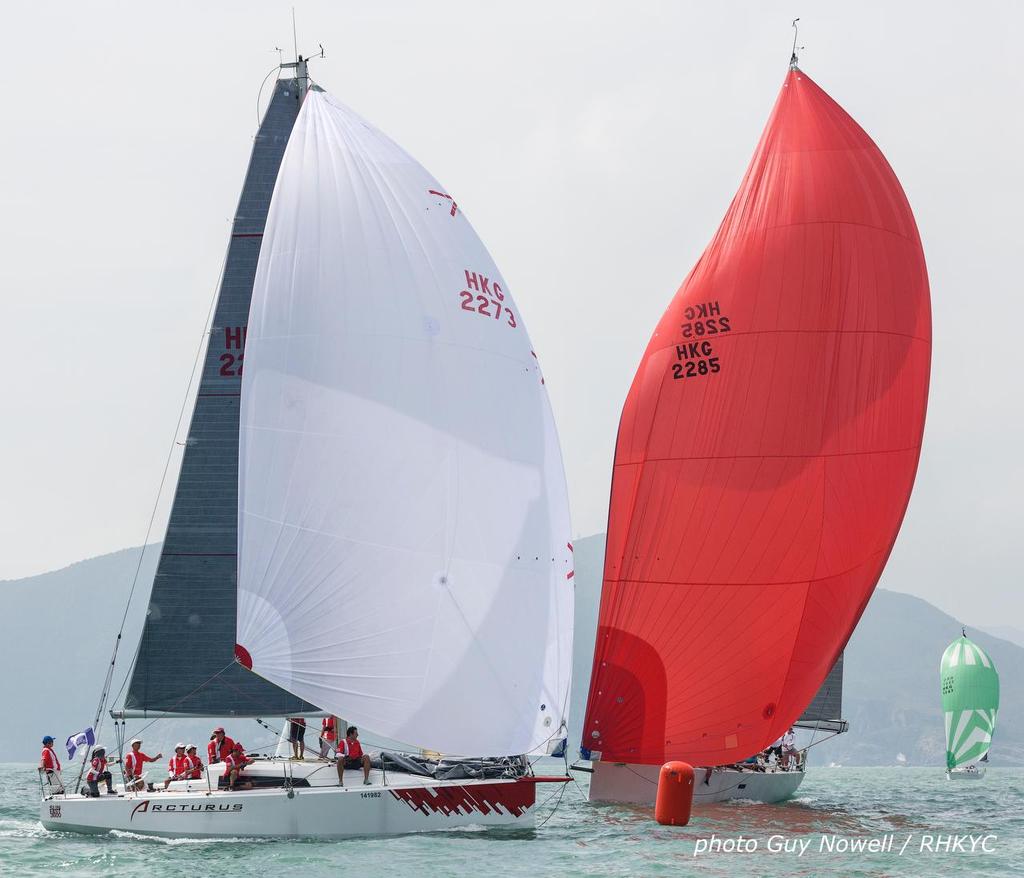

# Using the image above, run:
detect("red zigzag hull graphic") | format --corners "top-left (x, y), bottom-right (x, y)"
top-left (389, 781), bottom-right (535, 817)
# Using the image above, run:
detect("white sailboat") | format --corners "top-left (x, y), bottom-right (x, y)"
top-left (40, 54), bottom-right (574, 839)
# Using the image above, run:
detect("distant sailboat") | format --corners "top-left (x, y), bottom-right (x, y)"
top-left (40, 53), bottom-right (573, 838)
top-left (582, 56), bottom-right (931, 806)
top-left (941, 633), bottom-right (999, 780)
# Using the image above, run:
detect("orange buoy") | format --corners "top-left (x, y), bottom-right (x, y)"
top-left (655, 761), bottom-right (694, 826)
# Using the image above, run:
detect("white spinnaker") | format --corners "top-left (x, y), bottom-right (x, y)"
top-left (237, 89), bottom-right (573, 757)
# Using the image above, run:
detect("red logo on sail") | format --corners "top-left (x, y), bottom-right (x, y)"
top-left (428, 189), bottom-right (458, 217)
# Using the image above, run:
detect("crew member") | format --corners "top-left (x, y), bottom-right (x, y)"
top-left (319, 716), bottom-right (338, 759)
top-left (124, 738), bottom-right (163, 792)
top-left (39, 736), bottom-right (64, 794)
top-left (287, 717), bottom-right (307, 760)
top-left (766, 734), bottom-right (784, 766)
top-left (185, 744), bottom-right (204, 780)
top-left (85, 746), bottom-right (115, 797)
top-left (164, 743), bottom-right (192, 789)
top-left (223, 742), bottom-right (253, 791)
top-left (781, 727), bottom-right (797, 770)
top-left (339, 726), bottom-right (372, 786)
top-left (207, 727), bottom-right (235, 765)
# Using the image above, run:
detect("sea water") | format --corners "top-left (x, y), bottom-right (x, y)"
top-left (1, 762), bottom-right (1021, 877)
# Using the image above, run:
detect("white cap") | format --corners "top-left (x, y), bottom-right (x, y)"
top-left (130, 739), bottom-right (142, 745)
top-left (175, 742), bottom-right (186, 749)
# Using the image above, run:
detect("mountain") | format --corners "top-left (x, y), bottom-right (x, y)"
top-left (4, 537), bottom-right (1021, 766)
top-left (568, 534), bottom-right (1023, 767)
top-left (0, 546), bottom-right (287, 766)
top-left (980, 625), bottom-right (1024, 650)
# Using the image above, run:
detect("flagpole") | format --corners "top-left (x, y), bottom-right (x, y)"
top-left (68, 727), bottom-right (96, 797)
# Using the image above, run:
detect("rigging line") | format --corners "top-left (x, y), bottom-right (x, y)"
top-left (121, 661), bottom-right (238, 748)
top-left (105, 244), bottom-right (230, 716)
top-left (534, 780), bottom-right (569, 829)
top-left (256, 64), bottom-right (281, 127)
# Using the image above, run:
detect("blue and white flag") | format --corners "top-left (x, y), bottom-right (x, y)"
top-left (66, 727), bottom-right (95, 760)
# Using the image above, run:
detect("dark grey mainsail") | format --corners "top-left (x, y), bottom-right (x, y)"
top-left (123, 77), bottom-right (317, 717)
top-left (794, 654), bottom-right (848, 734)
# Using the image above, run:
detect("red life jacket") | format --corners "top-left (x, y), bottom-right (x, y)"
top-left (186, 754), bottom-right (203, 779)
top-left (125, 750), bottom-right (155, 778)
top-left (208, 735), bottom-right (235, 764)
top-left (222, 753), bottom-right (247, 777)
top-left (321, 717), bottom-right (336, 742)
top-left (40, 746), bottom-right (60, 772)
top-left (86, 756), bottom-right (107, 782)
top-left (168, 754), bottom-right (191, 778)
top-left (346, 738), bottom-right (363, 759)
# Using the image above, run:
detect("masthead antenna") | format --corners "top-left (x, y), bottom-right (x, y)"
top-left (790, 18), bottom-right (803, 70)
top-left (278, 8), bottom-right (326, 102)
top-left (292, 7), bottom-right (299, 63)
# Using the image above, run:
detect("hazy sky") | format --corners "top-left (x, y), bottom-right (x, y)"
top-left (1, 1), bottom-right (1021, 626)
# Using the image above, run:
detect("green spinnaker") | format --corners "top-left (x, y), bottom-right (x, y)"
top-left (940, 635), bottom-right (999, 770)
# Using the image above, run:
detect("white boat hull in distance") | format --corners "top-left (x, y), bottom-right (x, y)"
top-left (946, 766), bottom-right (986, 780)
top-left (40, 775), bottom-right (553, 839)
top-left (587, 761), bottom-right (804, 806)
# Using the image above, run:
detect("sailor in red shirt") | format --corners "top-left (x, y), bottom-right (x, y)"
top-left (39, 736), bottom-right (64, 794)
top-left (222, 742), bottom-right (253, 791)
top-left (163, 743), bottom-right (192, 789)
top-left (85, 745), bottom-right (115, 796)
top-left (207, 727), bottom-right (235, 765)
top-left (124, 738), bottom-right (163, 792)
top-left (319, 716), bottom-right (338, 759)
top-left (185, 744), bottom-right (204, 780)
top-left (337, 726), bottom-right (372, 786)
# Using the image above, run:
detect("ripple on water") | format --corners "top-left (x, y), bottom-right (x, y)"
top-left (0, 765), bottom-right (1022, 877)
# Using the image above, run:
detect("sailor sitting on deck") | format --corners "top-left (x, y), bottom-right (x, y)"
top-left (39, 736), bottom-right (64, 794)
top-left (164, 743), bottom-right (192, 789)
top-left (336, 726), bottom-right (372, 786)
top-left (223, 742), bottom-right (253, 791)
top-left (125, 738), bottom-right (163, 792)
top-left (208, 726), bottom-right (235, 765)
top-left (185, 744), bottom-right (204, 779)
top-left (84, 746), bottom-right (116, 797)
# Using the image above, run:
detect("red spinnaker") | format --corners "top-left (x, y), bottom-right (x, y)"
top-left (584, 69), bottom-right (931, 766)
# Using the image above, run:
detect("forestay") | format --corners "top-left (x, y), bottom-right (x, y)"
top-left (237, 89), bottom-right (573, 757)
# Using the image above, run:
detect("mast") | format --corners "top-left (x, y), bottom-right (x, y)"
top-left (281, 56), bottom-right (309, 101)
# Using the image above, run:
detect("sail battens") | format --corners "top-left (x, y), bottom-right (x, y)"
top-left (583, 69), bottom-right (930, 766)
top-left (123, 79), bottom-right (319, 717)
top-left (611, 446), bottom-right (922, 466)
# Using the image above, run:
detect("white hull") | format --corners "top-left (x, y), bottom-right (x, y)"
top-left (946, 765), bottom-right (986, 780)
top-left (41, 758), bottom-right (548, 838)
top-left (588, 760), bottom-right (804, 806)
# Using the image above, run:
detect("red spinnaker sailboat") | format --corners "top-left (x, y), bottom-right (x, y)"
top-left (584, 67), bottom-right (931, 769)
